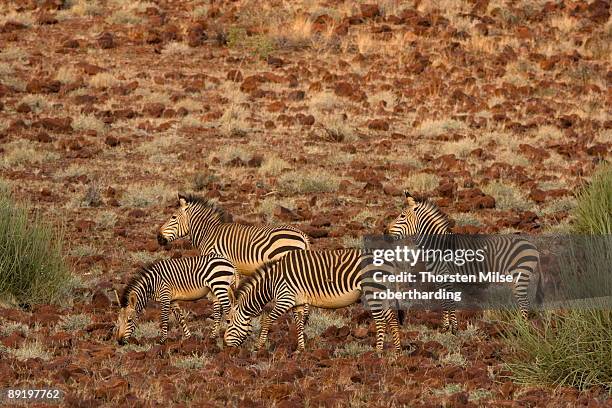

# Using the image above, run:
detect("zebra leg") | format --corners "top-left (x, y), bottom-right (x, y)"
top-left (511, 268), bottom-right (532, 320)
top-left (370, 308), bottom-right (388, 353)
top-left (211, 283), bottom-right (233, 338)
top-left (255, 300), bottom-right (294, 351)
top-left (291, 305), bottom-right (307, 352)
top-left (210, 301), bottom-right (222, 339)
top-left (383, 309), bottom-right (401, 354)
top-left (171, 302), bottom-right (191, 339)
top-left (159, 299), bottom-right (171, 343)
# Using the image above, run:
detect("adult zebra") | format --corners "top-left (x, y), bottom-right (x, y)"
top-left (224, 249), bottom-right (405, 354)
top-left (387, 191), bottom-right (542, 333)
top-left (157, 193), bottom-right (311, 277)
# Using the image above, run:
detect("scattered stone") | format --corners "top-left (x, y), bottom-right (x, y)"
top-left (97, 32), bottom-right (115, 49)
top-left (367, 119), bottom-right (390, 131)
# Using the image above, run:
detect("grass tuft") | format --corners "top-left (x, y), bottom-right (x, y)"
top-left (0, 183), bottom-right (72, 305)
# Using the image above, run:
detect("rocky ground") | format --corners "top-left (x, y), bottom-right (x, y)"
top-left (0, 0), bottom-right (610, 406)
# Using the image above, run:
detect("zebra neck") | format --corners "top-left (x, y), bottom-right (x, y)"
top-left (130, 284), bottom-right (152, 314)
top-left (189, 218), bottom-right (221, 250)
top-left (416, 223), bottom-right (450, 250)
top-left (242, 274), bottom-right (276, 317)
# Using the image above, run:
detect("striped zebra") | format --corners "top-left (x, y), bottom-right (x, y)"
top-left (224, 249), bottom-right (405, 354)
top-left (387, 191), bottom-right (541, 333)
top-left (157, 193), bottom-right (311, 277)
top-left (115, 254), bottom-right (235, 345)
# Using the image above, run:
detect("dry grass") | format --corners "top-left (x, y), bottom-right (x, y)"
top-left (219, 104), bottom-right (250, 137)
top-left (417, 119), bottom-right (467, 138)
top-left (482, 181), bottom-right (535, 211)
top-left (259, 156), bottom-right (290, 176)
top-left (278, 169), bottom-right (340, 194)
top-left (404, 173), bottom-right (441, 193)
top-left (72, 114), bottom-right (108, 134)
top-left (1, 140), bottom-right (59, 168)
top-left (89, 72), bottom-right (122, 89)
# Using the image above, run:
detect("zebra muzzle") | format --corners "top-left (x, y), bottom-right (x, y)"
top-left (157, 233), bottom-right (168, 246)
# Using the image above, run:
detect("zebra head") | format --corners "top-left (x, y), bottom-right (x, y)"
top-left (115, 291), bottom-right (139, 345)
top-left (157, 193), bottom-right (192, 246)
top-left (387, 190), bottom-right (451, 238)
top-left (387, 190), bottom-right (419, 237)
top-left (223, 305), bottom-right (253, 347)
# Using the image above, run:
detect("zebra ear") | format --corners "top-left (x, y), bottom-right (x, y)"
top-left (404, 190), bottom-right (417, 208)
top-left (177, 192), bottom-right (188, 209)
top-left (128, 292), bottom-right (137, 308)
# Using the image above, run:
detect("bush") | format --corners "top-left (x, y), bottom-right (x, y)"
top-left (502, 163), bottom-right (612, 393)
top-left (0, 184), bottom-right (72, 306)
top-left (501, 310), bottom-right (611, 392)
top-left (573, 164), bottom-right (611, 234)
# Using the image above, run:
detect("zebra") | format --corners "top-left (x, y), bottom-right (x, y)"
top-left (224, 249), bottom-right (405, 354)
top-left (115, 254), bottom-right (236, 345)
top-left (157, 193), bottom-right (311, 277)
top-left (386, 190), bottom-right (542, 333)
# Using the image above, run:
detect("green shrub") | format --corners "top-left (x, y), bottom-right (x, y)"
top-left (501, 310), bottom-right (611, 392)
top-left (502, 163), bottom-right (612, 393)
top-left (0, 183), bottom-right (72, 305)
top-left (573, 164), bottom-right (611, 234)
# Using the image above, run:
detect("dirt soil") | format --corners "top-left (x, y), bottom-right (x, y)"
top-left (0, 0), bottom-right (610, 406)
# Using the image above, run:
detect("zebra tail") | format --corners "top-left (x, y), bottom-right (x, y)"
top-left (535, 270), bottom-right (544, 306)
top-left (397, 308), bottom-right (406, 325)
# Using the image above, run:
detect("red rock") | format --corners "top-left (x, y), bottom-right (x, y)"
top-left (1, 332), bottom-right (25, 348)
top-left (437, 182), bottom-right (457, 198)
top-left (360, 4), bottom-right (380, 19)
top-left (448, 391), bottom-right (469, 406)
top-left (310, 216), bottom-right (331, 227)
top-left (91, 290), bottom-right (110, 309)
top-left (105, 135), bottom-right (120, 147)
top-left (301, 226), bottom-right (328, 238)
top-left (62, 39), bottom-right (79, 48)
top-left (500, 381), bottom-right (515, 399)
top-left (26, 79), bottom-right (61, 94)
top-left (274, 206), bottom-right (301, 221)
top-left (352, 327), bottom-right (368, 338)
top-left (587, 0), bottom-right (610, 23)
top-left (586, 143), bottom-right (608, 157)
top-left (128, 209), bottom-right (146, 218)
top-left (1, 21), bottom-right (27, 32)
top-left (143, 102), bottom-right (165, 117)
top-left (36, 132), bottom-right (53, 143)
top-left (16, 103), bottom-right (31, 113)
top-left (288, 90), bottom-right (305, 101)
top-left (40, 117), bottom-right (72, 132)
top-left (367, 119), bottom-right (389, 131)
top-left (187, 23), bottom-right (207, 47)
top-left (37, 12), bottom-right (58, 25)
top-left (247, 154), bottom-right (264, 167)
top-left (334, 81), bottom-right (354, 97)
top-left (97, 32), bottom-right (115, 49)
top-left (383, 184), bottom-right (402, 196)
top-left (529, 188), bottom-right (547, 203)
top-left (227, 69), bottom-right (243, 82)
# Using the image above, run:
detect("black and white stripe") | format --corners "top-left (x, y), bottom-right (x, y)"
top-left (224, 249), bottom-right (404, 354)
top-left (115, 254), bottom-right (236, 344)
top-left (157, 193), bottom-right (311, 276)
top-left (387, 191), bottom-right (541, 333)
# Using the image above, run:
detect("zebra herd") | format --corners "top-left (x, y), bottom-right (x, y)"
top-left (115, 191), bottom-right (542, 354)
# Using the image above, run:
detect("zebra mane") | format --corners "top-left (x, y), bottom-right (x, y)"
top-left (416, 199), bottom-right (452, 232)
top-left (234, 259), bottom-right (280, 300)
top-left (119, 264), bottom-right (155, 307)
top-left (181, 193), bottom-right (231, 223)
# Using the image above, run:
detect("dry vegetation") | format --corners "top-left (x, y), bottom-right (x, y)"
top-left (0, 0), bottom-right (610, 406)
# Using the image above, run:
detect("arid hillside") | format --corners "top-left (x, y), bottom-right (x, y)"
top-left (0, 0), bottom-right (610, 406)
